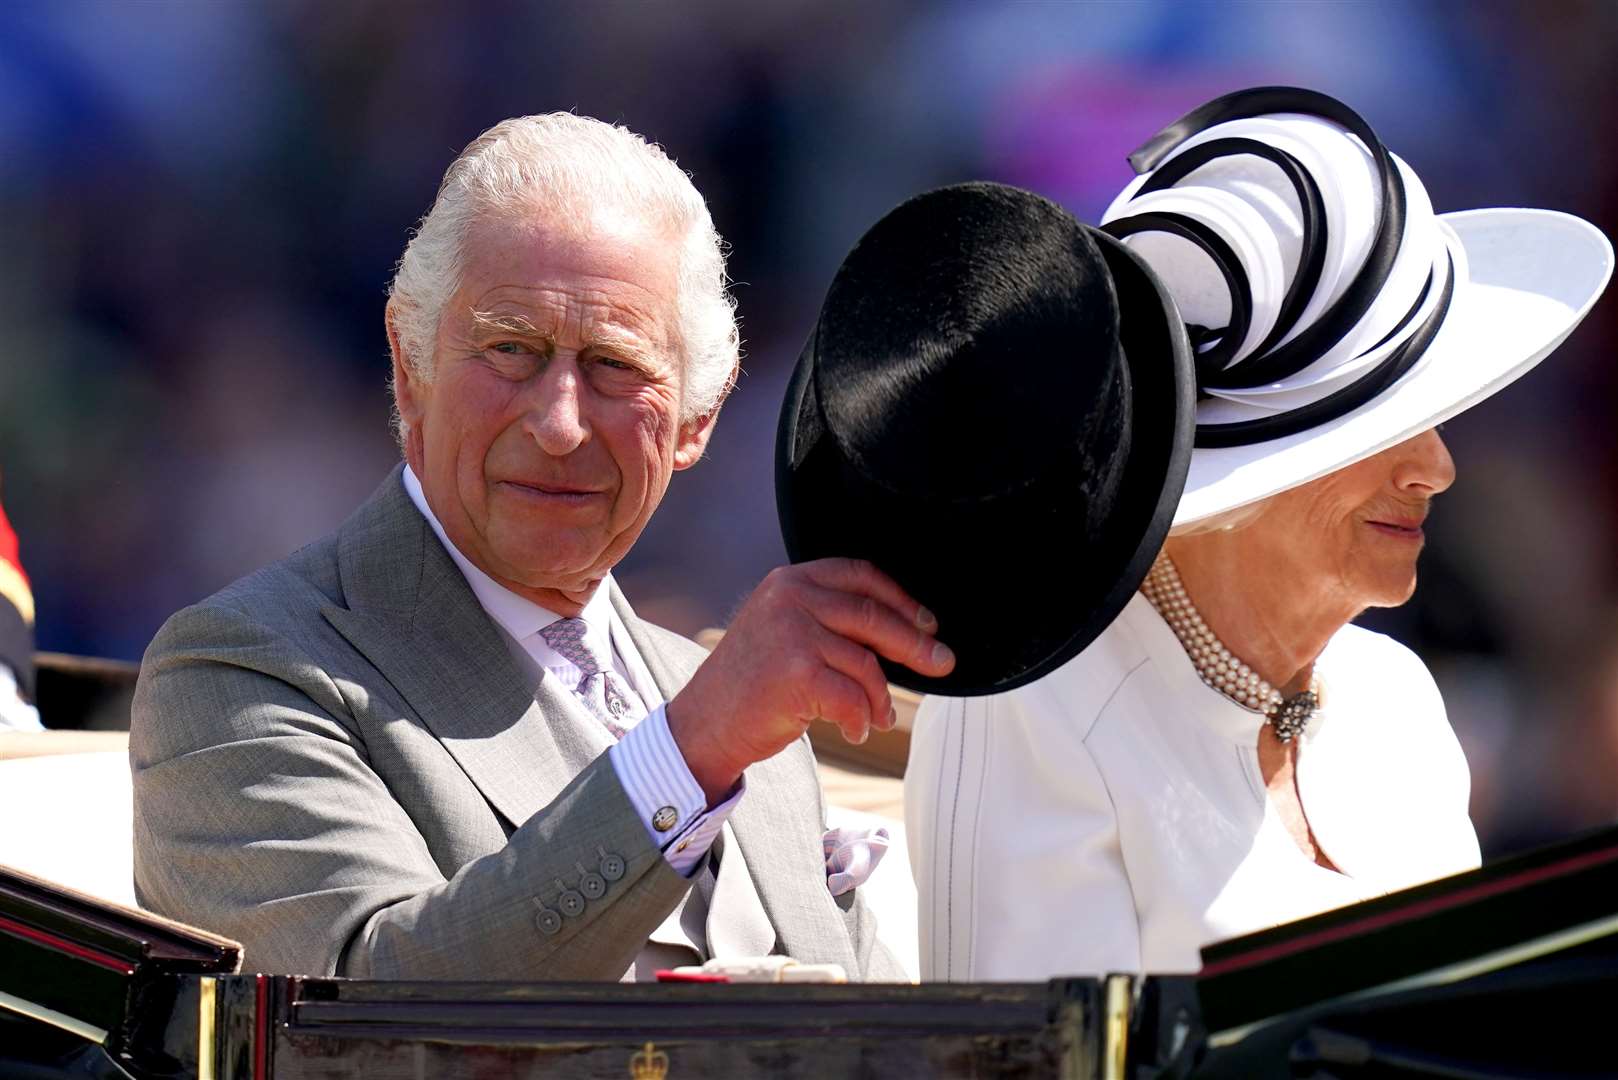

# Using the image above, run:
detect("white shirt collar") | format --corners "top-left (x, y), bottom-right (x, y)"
top-left (401, 465), bottom-right (617, 659)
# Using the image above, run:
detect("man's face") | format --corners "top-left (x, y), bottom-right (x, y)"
top-left (392, 207), bottom-right (719, 611)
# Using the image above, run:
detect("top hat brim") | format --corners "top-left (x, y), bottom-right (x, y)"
top-left (1175, 210), bottom-right (1613, 525)
top-left (776, 226), bottom-right (1196, 697)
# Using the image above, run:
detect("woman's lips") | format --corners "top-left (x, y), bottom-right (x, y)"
top-left (1367, 519), bottom-right (1424, 540)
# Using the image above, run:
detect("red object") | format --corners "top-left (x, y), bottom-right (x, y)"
top-left (254, 973), bottom-right (269, 1080)
top-left (1199, 840), bottom-right (1618, 978)
top-left (654, 969), bottom-right (731, 983)
top-left (0, 912), bottom-right (135, 976)
top-left (0, 497), bottom-right (23, 586)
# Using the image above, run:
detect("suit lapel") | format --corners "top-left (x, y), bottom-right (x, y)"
top-left (607, 582), bottom-right (701, 700)
top-left (607, 586), bottom-right (857, 971)
top-left (706, 822), bottom-right (777, 959)
top-left (728, 746), bottom-right (859, 973)
top-left (320, 467), bottom-right (600, 831)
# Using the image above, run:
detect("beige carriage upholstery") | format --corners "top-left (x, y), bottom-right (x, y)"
top-left (0, 734), bottom-right (135, 906)
top-left (0, 729), bottom-right (131, 759)
top-left (0, 654), bottom-right (140, 906)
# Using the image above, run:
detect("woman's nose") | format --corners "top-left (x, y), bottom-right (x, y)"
top-left (1393, 427), bottom-right (1456, 495)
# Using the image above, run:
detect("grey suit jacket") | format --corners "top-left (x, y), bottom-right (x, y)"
top-left (131, 467), bottom-right (904, 981)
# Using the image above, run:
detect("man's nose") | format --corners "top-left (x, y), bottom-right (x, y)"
top-left (522, 360), bottom-right (589, 456)
top-left (1393, 427), bottom-right (1456, 495)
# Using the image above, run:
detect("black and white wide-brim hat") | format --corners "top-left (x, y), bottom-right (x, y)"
top-left (1100, 87), bottom-right (1614, 527)
top-left (777, 183), bottom-right (1195, 696)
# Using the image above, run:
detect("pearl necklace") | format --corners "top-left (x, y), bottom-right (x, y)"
top-left (1138, 554), bottom-right (1320, 743)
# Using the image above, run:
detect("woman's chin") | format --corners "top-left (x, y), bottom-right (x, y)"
top-left (1360, 569), bottom-right (1421, 610)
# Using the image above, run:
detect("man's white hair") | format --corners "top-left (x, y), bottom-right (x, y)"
top-left (387, 113), bottom-right (740, 438)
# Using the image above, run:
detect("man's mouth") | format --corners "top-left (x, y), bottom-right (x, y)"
top-left (497, 479), bottom-right (605, 500)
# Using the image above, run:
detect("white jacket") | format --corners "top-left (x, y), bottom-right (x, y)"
top-left (907, 593), bottom-right (1480, 979)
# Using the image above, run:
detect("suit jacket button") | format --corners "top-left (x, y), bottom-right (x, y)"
top-left (535, 908), bottom-right (563, 936)
top-left (652, 807), bottom-right (679, 833)
top-left (580, 871), bottom-right (607, 900)
top-left (558, 889), bottom-right (586, 917)
top-left (599, 854), bottom-right (626, 881)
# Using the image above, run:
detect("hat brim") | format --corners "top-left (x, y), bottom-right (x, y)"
top-left (1175, 208), bottom-right (1614, 526)
top-left (776, 227), bottom-right (1195, 696)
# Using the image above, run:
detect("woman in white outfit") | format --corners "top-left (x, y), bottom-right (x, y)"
top-left (906, 88), bottom-right (1613, 979)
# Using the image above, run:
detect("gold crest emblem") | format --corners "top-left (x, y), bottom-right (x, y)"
top-left (629, 1041), bottom-right (669, 1080)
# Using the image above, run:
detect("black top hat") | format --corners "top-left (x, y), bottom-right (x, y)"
top-left (776, 182), bottom-right (1196, 696)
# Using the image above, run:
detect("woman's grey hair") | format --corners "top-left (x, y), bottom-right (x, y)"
top-left (387, 113), bottom-right (740, 440)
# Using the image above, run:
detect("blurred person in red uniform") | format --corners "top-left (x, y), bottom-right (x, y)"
top-left (0, 476), bottom-right (41, 732)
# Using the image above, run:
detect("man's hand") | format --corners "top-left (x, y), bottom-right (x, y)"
top-left (666, 559), bottom-right (954, 803)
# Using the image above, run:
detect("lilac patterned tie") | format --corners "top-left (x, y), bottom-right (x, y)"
top-left (538, 617), bottom-right (642, 739)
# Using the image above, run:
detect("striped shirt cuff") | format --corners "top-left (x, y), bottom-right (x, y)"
top-left (608, 704), bottom-right (743, 877)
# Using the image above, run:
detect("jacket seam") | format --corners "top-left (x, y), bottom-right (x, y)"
top-left (1085, 656), bottom-right (1152, 972)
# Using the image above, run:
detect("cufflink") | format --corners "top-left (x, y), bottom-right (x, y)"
top-left (652, 806), bottom-right (679, 833)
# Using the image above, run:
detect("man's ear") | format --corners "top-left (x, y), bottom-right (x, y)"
top-left (672, 362), bottom-right (739, 470)
top-left (672, 408), bottom-right (721, 471)
top-left (386, 303), bottom-right (428, 466)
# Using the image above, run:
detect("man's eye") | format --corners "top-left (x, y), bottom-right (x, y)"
top-left (595, 356), bottom-right (637, 372)
top-left (491, 342), bottom-right (525, 355)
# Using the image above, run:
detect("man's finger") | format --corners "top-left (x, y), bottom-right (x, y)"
top-left (799, 581), bottom-right (955, 677)
top-left (799, 558), bottom-right (938, 633)
top-left (807, 666), bottom-right (874, 745)
top-left (814, 628), bottom-right (894, 737)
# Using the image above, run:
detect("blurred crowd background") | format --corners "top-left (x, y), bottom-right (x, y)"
top-left (0, 0), bottom-right (1614, 858)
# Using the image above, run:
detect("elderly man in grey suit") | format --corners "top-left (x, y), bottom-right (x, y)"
top-left (130, 114), bottom-right (953, 981)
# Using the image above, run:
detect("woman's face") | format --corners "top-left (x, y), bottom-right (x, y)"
top-left (1249, 429), bottom-right (1456, 610)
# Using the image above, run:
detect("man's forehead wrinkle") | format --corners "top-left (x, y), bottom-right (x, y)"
top-left (466, 284), bottom-right (671, 354)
